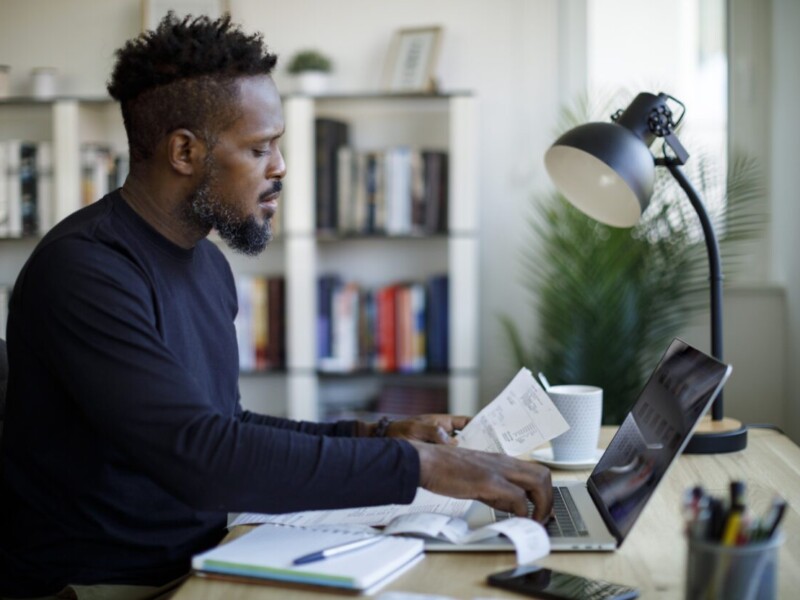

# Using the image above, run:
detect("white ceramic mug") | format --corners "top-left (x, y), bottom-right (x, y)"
top-left (548, 385), bottom-right (603, 462)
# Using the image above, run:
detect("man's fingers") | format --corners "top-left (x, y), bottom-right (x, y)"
top-left (526, 471), bottom-right (553, 523)
top-left (447, 415), bottom-right (471, 431)
top-left (435, 426), bottom-right (457, 445)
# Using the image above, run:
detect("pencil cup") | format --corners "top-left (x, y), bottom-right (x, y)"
top-left (547, 385), bottom-right (602, 462)
top-left (685, 534), bottom-right (784, 600)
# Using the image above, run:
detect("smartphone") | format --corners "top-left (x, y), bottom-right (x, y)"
top-left (487, 565), bottom-right (639, 600)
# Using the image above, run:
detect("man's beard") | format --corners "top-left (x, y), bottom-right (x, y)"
top-left (187, 170), bottom-right (272, 256)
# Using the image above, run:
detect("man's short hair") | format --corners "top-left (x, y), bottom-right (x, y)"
top-left (107, 13), bottom-right (278, 163)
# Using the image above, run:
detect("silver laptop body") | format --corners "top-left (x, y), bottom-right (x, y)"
top-left (426, 338), bottom-right (732, 552)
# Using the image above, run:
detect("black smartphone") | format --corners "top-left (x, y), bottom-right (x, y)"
top-left (487, 565), bottom-right (639, 600)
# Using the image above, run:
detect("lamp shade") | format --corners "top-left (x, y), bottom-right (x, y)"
top-left (544, 121), bottom-right (656, 228)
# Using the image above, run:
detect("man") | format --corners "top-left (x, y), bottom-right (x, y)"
top-left (0, 14), bottom-right (552, 599)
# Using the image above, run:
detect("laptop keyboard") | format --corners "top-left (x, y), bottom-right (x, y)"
top-left (494, 486), bottom-right (589, 538)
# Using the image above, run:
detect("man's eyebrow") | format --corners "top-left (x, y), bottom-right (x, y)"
top-left (253, 127), bottom-right (285, 142)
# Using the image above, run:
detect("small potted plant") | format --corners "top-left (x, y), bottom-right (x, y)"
top-left (287, 49), bottom-right (333, 95)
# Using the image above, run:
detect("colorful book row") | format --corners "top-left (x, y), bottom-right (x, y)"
top-left (315, 118), bottom-right (448, 236)
top-left (317, 274), bottom-right (448, 374)
top-left (0, 140), bottom-right (52, 237)
top-left (234, 275), bottom-right (286, 372)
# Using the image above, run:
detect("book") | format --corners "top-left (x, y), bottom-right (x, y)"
top-left (234, 276), bottom-right (255, 372)
top-left (192, 522), bottom-right (424, 593)
top-left (35, 142), bottom-right (54, 233)
top-left (251, 277), bottom-right (268, 370)
top-left (315, 118), bottom-right (349, 232)
top-left (375, 284), bottom-right (398, 372)
top-left (422, 150), bottom-right (449, 233)
top-left (426, 274), bottom-right (449, 371)
top-left (336, 145), bottom-right (355, 234)
top-left (19, 142), bottom-right (37, 236)
top-left (4, 140), bottom-right (29, 238)
top-left (0, 284), bottom-right (10, 339)
top-left (316, 274), bottom-right (341, 364)
top-left (265, 277), bottom-right (285, 369)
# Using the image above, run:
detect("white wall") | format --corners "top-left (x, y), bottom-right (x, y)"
top-left (770, 0), bottom-right (800, 439)
top-left (0, 0), bottom-right (795, 434)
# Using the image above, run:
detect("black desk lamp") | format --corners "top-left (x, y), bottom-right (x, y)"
top-left (543, 91), bottom-right (747, 454)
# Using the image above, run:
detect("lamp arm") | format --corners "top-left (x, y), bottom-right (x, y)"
top-left (663, 161), bottom-right (724, 421)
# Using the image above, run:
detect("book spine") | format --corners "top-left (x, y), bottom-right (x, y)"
top-left (336, 145), bottom-right (354, 234)
top-left (410, 282), bottom-right (427, 372)
top-left (19, 143), bottom-right (37, 236)
top-left (35, 141), bottom-right (54, 234)
top-left (422, 151), bottom-right (449, 233)
top-left (6, 140), bottom-right (23, 238)
top-left (266, 277), bottom-right (285, 369)
top-left (426, 274), bottom-right (449, 371)
top-left (377, 285), bottom-right (397, 372)
top-left (315, 118), bottom-right (349, 233)
top-left (0, 284), bottom-right (10, 339)
top-left (252, 277), bottom-right (268, 371)
top-left (317, 275), bottom-right (339, 366)
top-left (234, 276), bottom-right (255, 372)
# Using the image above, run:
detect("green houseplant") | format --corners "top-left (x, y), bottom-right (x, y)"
top-left (287, 49), bottom-right (333, 74)
top-left (287, 49), bottom-right (333, 95)
top-left (501, 91), bottom-right (765, 424)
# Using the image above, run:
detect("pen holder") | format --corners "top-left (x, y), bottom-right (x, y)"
top-left (685, 533), bottom-right (784, 600)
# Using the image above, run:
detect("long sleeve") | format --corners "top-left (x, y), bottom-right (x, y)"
top-left (0, 195), bottom-right (420, 594)
top-left (15, 236), bottom-right (418, 513)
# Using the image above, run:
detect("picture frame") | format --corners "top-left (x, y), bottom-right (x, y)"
top-left (141, 0), bottom-right (230, 32)
top-left (382, 26), bottom-right (443, 93)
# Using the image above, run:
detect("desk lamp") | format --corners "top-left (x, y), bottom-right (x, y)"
top-left (543, 91), bottom-right (747, 454)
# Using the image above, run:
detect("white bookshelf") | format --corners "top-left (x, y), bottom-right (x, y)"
top-left (0, 92), bottom-right (481, 421)
top-left (282, 93), bottom-right (480, 421)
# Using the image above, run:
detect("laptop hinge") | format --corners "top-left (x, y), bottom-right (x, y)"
top-left (587, 477), bottom-right (625, 546)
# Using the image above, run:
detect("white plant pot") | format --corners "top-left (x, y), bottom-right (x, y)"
top-left (294, 71), bottom-right (331, 95)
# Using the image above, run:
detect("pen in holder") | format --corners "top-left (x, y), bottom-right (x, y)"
top-left (683, 482), bottom-right (787, 600)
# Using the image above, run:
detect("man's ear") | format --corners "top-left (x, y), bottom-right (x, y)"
top-left (166, 129), bottom-right (206, 176)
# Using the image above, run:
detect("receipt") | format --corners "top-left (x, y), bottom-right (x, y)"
top-left (456, 367), bottom-right (570, 456)
top-left (383, 513), bottom-right (550, 565)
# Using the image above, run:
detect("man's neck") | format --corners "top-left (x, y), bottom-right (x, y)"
top-left (120, 171), bottom-right (208, 249)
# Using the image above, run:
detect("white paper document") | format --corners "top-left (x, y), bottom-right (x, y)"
top-left (382, 512), bottom-right (550, 565)
top-left (229, 488), bottom-right (472, 529)
top-left (456, 367), bottom-right (570, 456)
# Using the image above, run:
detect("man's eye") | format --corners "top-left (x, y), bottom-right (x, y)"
top-left (253, 148), bottom-right (270, 157)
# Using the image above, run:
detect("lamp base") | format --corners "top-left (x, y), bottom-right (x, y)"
top-left (684, 416), bottom-right (748, 454)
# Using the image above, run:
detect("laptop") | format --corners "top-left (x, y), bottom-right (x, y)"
top-left (426, 338), bottom-right (732, 552)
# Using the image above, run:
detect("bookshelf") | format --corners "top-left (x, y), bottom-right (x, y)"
top-left (0, 92), bottom-right (480, 421)
top-left (0, 97), bottom-right (127, 330)
top-left (283, 93), bottom-right (479, 421)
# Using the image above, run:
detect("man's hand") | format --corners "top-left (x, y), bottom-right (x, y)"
top-left (411, 442), bottom-right (553, 523)
top-left (385, 414), bottom-right (470, 445)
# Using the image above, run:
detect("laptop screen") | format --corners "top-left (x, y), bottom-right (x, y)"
top-left (587, 338), bottom-right (731, 541)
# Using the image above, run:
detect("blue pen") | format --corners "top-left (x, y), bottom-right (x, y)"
top-left (292, 535), bottom-right (385, 565)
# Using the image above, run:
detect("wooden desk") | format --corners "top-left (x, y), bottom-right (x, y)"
top-left (173, 428), bottom-right (800, 599)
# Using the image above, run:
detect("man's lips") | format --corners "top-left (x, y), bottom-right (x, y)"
top-left (259, 192), bottom-right (279, 217)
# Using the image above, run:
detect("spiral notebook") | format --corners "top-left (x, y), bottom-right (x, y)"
top-left (192, 522), bottom-right (424, 593)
